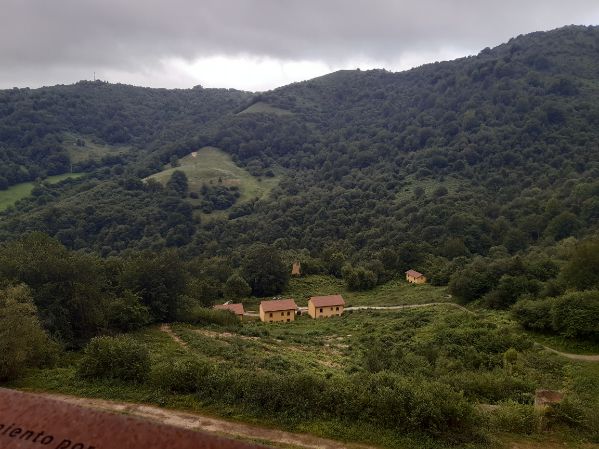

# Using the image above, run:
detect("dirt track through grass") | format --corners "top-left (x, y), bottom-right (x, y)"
top-left (38, 393), bottom-right (377, 449)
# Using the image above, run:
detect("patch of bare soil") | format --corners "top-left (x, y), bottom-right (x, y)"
top-left (193, 329), bottom-right (260, 341)
top-left (38, 393), bottom-right (377, 449)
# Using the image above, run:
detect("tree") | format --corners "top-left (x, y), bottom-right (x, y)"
top-left (105, 290), bottom-right (150, 332)
top-left (0, 233), bottom-right (106, 346)
top-left (166, 170), bottom-right (188, 197)
top-left (561, 240), bottom-right (599, 290)
top-left (223, 274), bottom-right (251, 300)
top-left (342, 264), bottom-right (378, 291)
top-left (120, 250), bottom-right (187, 322)
top-left (241, 244), bottom-right (289, 296)
top-left (551, 291), bottom-right (599, 339)
top-left (0, 284), bottom-right (57, 381)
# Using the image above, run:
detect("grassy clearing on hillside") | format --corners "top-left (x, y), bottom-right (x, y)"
top-left (63, 133), bottom-right (131, 164)
top-left (0, 173), bottom-right (84, 211)
top-left (146, 147), bottom-right (280, 212)
top-left (246, 275), bottom-right (451, 309)
top-left (238, 101), bottom-right (293, 116)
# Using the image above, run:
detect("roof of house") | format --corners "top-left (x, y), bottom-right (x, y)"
top-left (260, 299), bottom-right (297, 312)
top-left (405, 269), bottom-right (424, 278)
top-left (214, 303), bottom-right (245, 315)
top-left (309, 294), bottom-right (345, 307)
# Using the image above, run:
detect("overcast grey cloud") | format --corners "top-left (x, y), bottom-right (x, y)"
top-left (2, 0), bottom-right (599, 90)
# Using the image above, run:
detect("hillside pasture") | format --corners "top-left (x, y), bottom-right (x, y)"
top-left (63, 133), bottom-right (131, 164)
top-left (238, 101), bottom-right (293, 116)
top-left (0, 173), bottom-right (84, 211)
top-left (146, 146), bottom-right (280, 208)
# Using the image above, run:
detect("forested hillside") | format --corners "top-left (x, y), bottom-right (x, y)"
top-left (1, 25), bottom-right (599, 263)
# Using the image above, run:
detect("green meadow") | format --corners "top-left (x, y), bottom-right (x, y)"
top-left (0, 173), bottom-right (84, 211)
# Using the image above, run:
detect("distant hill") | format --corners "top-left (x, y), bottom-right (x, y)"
top-left (1, 25), bottom-right (599, 259)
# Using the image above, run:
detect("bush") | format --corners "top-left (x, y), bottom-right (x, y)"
top-left (442, 371), bottom-right (534, 403)
top-left (184, 306), bottom-right (241, 327)
top-left (105, 290), bottom-right (150, 332)
top-left (511, 298), bottom-right (555, 331)
top-left (551, 290), bottom-right (599, 339)
top-left (78, 335), bottom-right (150, 382)
top-left (152, 356), bottom-right (209, 393)
top-left (489, 401), bottom-right (539, 434)
top-left (342, 265), bottom-right (378, 291)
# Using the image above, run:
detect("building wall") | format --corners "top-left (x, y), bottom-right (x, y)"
top-left (406, 275), bottom-right (427, 284)
top-left (308, 301), bottom-right (344, 318)
top-left (260, 307), bottom-right (295, 322)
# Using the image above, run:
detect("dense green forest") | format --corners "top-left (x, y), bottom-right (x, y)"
top-left (1, 26), bottom-right (598, 257)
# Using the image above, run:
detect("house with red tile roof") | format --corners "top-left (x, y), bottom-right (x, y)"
top-left (214, 303), bottom-right (245, 319)
top-left (405, 269), bottom-right (427, 284)
top-left (308, 294), bottom-right (345, 319)
top-left (259, 299), bottom-right (297, 323)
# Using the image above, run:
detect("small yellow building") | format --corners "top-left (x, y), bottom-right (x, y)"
top-left (308, 294), bottom-right (345, 319)
top-left (291, 262), bottom-right (301, 277)
top-left (406, 269), bottom-right (427, 284)
top-left (214, 303), bottom-right (245, 320)
top-left (259, 299), bottom-right (297, 323)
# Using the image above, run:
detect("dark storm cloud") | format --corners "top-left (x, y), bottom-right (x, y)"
top-left (1, 0), bottom-right (599, 87)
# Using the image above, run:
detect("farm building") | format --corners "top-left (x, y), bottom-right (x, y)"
top-left (291, 262), bottom-right (301, 276)
top-left (308, 294), bottom-right (345, 318)
top-left (406, 269), bottom-right (427, 284)
top-left (214, 303), bottom-right (245, 319)
top-left (260, 299), bottom-right (297, 323)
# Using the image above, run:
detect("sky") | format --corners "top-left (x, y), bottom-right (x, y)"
top-left (2, 0), bottom-right (599, 92)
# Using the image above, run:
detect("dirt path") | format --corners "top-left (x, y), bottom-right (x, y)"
top-left (344, 302), bottom-right (475, 314)
top-left (538, 344), bottom-right (599, 362)
top-left (160, 323), bottom-right (188, 348)
top-left (38, 393), bottom-right (377, 449)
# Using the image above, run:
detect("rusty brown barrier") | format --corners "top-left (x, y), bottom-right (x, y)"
top-left (0, 388), bottom-right (265, 449)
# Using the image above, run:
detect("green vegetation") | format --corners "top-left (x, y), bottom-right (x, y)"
top-left (238, 101), bottom-right (293, 116)
top-left (2, 25), bottom-right (599, 449)
top-left (147, 147), bottom-right (280, 208)
top-left (63, 133), bottom-right (131, 165)
top-left (78, 335), bottom-right (150, 382)
top-left (10, 308), bottom-right (599, 447)
top-left (0, 284), bottom-right (58, 381)
top-left (0, 173), bottom-right (83, 211)
top-left (283, 275), bottom-right (449, 307)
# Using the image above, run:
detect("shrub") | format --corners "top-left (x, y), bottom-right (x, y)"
top-left (551, 290), bottom-right (599, 339)
top-left (78, 335), bottom-right (150, 382)
top-left (489, 401), bottom-right (539, 434)
top-left (152, 356), bottom-right (209, 393)
top-left (184, 306), bottom-right (241, 327)
top-left (342, 265), bottom-right (378, 291)
top-left (105, 290), bottom-right (150, 332)
top-left (511, 298), bottom-right (554, 331)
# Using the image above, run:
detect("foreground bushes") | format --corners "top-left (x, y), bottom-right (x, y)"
top-left (152, 355), bottom-right (481, 442)
top-left (78, 335), bottom-right (150, 382)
